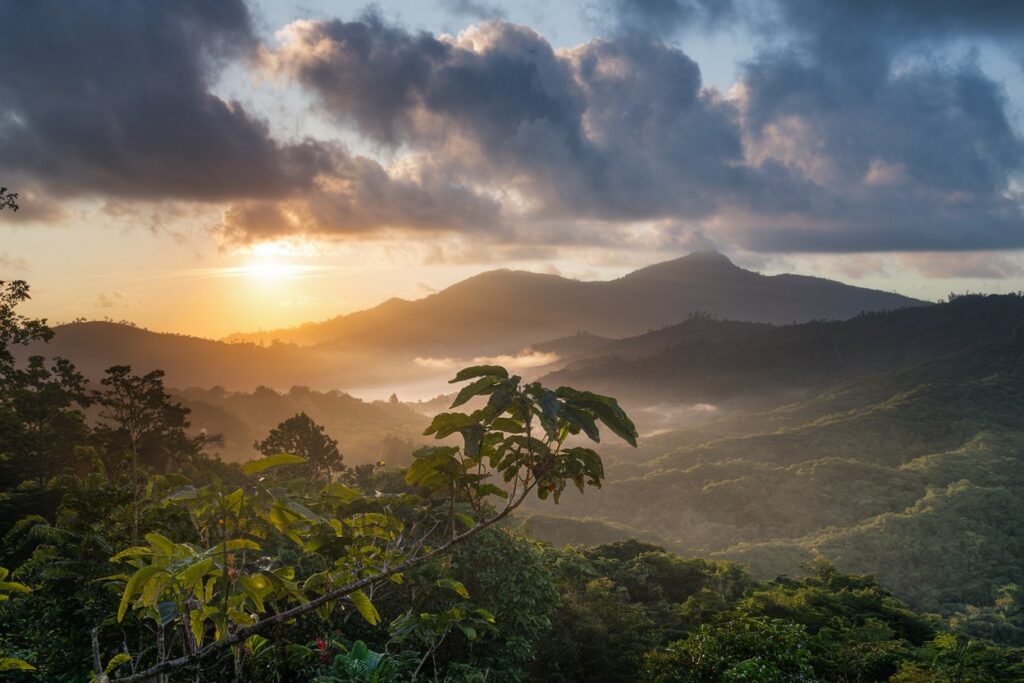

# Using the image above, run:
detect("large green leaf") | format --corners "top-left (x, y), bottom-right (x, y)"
top-left (423, 412), bottom-right (478, 438)
top-left (350, 589), bottom-right (381, 625)
top-left (175, 557), bottom-right (214, 591)
top-left (145, 532), bottom-right (175, 557)
top-left (117, 565), bottom-right (164, 622)
top-left (449, 365), bottom-right (508, 383)
top-left (451, 375), bottom-right (502, 408)
top-left (242, 452), bottom-right (307, 476)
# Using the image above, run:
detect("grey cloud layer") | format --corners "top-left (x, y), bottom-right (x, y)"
top-left (267, 16), bottom-right (798, 233)
top-left (3, 0), bottom-right (1023, 253)
top-left (264, 7), bottom-right (1023, 250)
top-left (0, 0), bottom-right (495, 236)
top-left (0, 0), bottom-right (318, 200)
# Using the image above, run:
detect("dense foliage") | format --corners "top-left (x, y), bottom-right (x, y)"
top-left (531, 295), bottom-right (1024, 625)
top-left (2, 281), bottom-right (1023, 681)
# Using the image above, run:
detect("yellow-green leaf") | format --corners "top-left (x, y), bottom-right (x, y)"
top-left (105, 653), bottom-right (131, 673)
top-left (437, 578), bottom-right (470, 599)
top-left (118, 566), bottom-right (164, 622)
top-left (242, 453), bottom-right (306, 476)
top-left (350, 589), bottom-right (381, 626)
top-left (110, 546), bottom-right (153, 563)
top-left (145, 533), bottom-right (175, 557)
top-left (0, 657), bottom-right (35, 671)
top-left (175, 558), bottom-right (214, 591)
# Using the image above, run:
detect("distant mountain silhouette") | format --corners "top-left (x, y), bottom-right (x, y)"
top-left (228, 251), bottom-right (926, 355)
top-left (542, 293), bottom-right (1024, 405)
top-left (22, 253), bottom-right (926, 392)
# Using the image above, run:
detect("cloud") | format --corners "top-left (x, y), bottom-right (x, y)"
top-left (4, 1), bottom-right (1024, 256)
top-left (217, 144), bottom-right (505, 243)
top-left (268, 16), bottom-right (759, 227)
top-left (0, 0), bottom-right (324, 201)
top-left (263, 9), bottom-right (1024, 252)
top-left (725, 0), bottom-right (1024, 252)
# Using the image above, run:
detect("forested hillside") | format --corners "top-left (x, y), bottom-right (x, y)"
top-left (172, 385), bottom-right (426, 466)
top-left (2, 280), bottom-right (1021, 681)
top-left (525, 294), bottom-right (1024, 627)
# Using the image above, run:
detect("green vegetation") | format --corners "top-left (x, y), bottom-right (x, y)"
top-left (528, 294), bottom-right (1024, 638)
top-left (3, 281), bottom-right (1024, 680)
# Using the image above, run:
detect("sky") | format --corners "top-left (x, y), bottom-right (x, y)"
top-left (2, 0), bottom-right (1023, 338)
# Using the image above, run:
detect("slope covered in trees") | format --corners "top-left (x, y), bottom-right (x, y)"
top-left (525, 294), bottom-right (1024, 623)
top-left (2, 279), bottom-right (1020, 681)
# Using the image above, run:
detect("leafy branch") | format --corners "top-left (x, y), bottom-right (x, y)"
top-left (105, 365), bottom-right (636, 681)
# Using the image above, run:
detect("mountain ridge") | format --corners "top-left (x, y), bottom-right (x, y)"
top-left (225, 252), bottom-right (927, 351)
top-left (22, 252), bottom-right (928, 392)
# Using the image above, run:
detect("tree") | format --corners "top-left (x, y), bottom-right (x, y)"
top-left (94, 365), bottom-right (214, 542)
top-left (254, 412), bottom-right (344, 483)
top-left (643, 616), bottom-right (818, 682)
top-left (102, 365), bottom-right (637, 682)
top-left (1, 355), bottom-right (91, 481)
top-left (0, 280), bottom-right (52, 374)
top-left (0, 187), bottom-right (17, 212)
top-left (0, 281), bottom-right (71, 483)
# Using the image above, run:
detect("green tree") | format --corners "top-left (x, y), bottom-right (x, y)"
top-left (644, 615), bottom-right (818, 682)
top-left (0, 280), bottom-right (52, 374)
top-left (255, 412), bottom-right (344, 484)
top-left (100, 365), bottom-right (637, 682)
top-left (0, 355), bottom-right (91, 481)
top-left (94, 365), bottom-right (215, 542)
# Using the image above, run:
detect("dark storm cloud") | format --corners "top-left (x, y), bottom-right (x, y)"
top-left (0, 0), bottom-right (322, 200)
top-left (606, 0), bottom-right (1024, 251)
top-left (766, 0), bottom-right (1024, 42)
top-left (0, 1), bottom-right (502, 237)
top-left (725, 0), bottom-right (1024, 251)
top-left (273, 16), bottom-right (776, 231)
top-left (4, 0), bottom-right (1023, 254)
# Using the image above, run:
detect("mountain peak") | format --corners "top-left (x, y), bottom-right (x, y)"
top-left (678, 250), bottom-right (734, 265)
top-left (623, 251), bottom-right (743, 282)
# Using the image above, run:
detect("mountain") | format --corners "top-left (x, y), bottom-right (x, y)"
top-left (222, 296), bottom-right (415, 346)
top-left (541, 292), bottom-right (1022, 405)
top-left (21, 253), bottom-right (926, 393)
top-left (521, 294), bottom-right (1024, 616)
top-left (227, 252), bottom-right (926, 356)
top-left (20, 321), bottom-right (340, 389)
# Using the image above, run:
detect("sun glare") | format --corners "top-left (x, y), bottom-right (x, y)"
top-left (244, 260), bottom-right (306, 282)
top-left (234, 240), bottom-right (321, 283)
